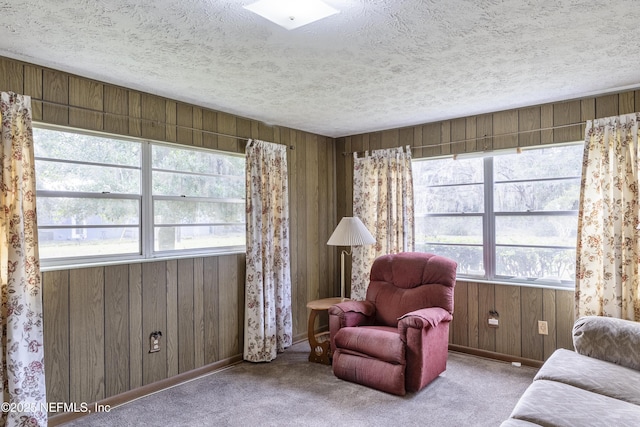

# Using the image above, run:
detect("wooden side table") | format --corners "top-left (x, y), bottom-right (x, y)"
top-left (306, 297), bottom-right (348, 365)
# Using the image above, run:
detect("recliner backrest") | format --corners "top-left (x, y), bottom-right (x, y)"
top-left (366, 252), bottom-right (457, 327)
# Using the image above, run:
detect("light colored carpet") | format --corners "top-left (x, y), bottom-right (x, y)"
top-left (63, 341), bottom-right (537, 426)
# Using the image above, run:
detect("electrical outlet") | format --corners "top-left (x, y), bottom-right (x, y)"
top-left (149, 331), bottom-right (162, 353)
top-left (538, 320), bottom-right (549, 335)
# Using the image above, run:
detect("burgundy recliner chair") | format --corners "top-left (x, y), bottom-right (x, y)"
top-left (328, 252), bottom-right (457, 396)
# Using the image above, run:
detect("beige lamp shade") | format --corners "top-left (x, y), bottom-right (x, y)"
top-left (327, 217), bottom-right (375, 246)
top-left (327, 216), bottom-right (375, 299)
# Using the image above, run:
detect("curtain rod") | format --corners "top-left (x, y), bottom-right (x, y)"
top-left (341, 121), bottom-right (586, 156)
top-left (34, 98), bottom-right (295, 149)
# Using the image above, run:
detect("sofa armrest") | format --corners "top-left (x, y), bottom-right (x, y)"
top-left (397, 307), bottom-right (452, 336)
top-left (573, 316), bottom-right (640, 371)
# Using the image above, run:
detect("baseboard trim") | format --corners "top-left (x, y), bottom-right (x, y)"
top-left (48, 354), bottom-right (243, 426)
top-left (448, 344), bottom-right (544, 368)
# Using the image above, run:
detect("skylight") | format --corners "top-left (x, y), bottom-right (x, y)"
top-left (243, 0), bottom-right (340, 30)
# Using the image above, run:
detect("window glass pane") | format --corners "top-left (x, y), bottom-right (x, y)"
top-left (413, 157), bottom-right (483, 185)
top-left (152, 145), bottom-right (244, 176)
top-left (494, 145), bottom-right (583, 181)
top-left (154, 200), bottom-right (244, 224)
top-left (414, 243), bottom-right (484, 276)
top-left (37, 197), bottom-right (140, 226)
top-left (38, 227), bottom-right (139, 258)
top-left (33, 128), bottom-right (140, 166)
top-left (495, 180), bottom-right (580, 212)
top-left (152, 171), bottom-right (244, 199)
top-left (416, 216), bottom-right (483, 244)
top-left (36, 161), bottom-right (140, 193)
top-left (495, 215), bottom-right (578, 247)
top-left (154, 225), bottom-right (245, 251)
top-left (496, 246), bottom-right (576, 283)
top-left (415, 184), bottom-right (483, 214)
top-left (413, 142), bottom-right (581, 286)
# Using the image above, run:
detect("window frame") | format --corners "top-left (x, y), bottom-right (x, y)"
top-left (413, 142), bottom-right (582, 289)
top-left (34, 124), bottom-right (246, 270)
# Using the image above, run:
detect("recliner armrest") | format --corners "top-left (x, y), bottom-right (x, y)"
top-left (573, 316), bottom-right (640, 371)
top-left (328, 300), bottom-right (375, 328)
top-left (397, 307), bottom-right (452, 336)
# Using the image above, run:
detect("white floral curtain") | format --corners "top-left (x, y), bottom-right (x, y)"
top-left (576, 112), bottom-right (640, 321)
top-left (351, 146), bottom-right (414, 300)
top-left (243, 139), bottom-right (292, 362)
top-left (0, 92), bottom-right (47, 426)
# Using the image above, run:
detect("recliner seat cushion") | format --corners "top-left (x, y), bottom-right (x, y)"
top-left (333, 326), bottom-right (404, 364)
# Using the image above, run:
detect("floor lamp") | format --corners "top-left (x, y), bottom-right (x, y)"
top-left (327, 217), bottom-right (376, 299)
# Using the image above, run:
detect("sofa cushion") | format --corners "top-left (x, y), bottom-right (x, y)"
top-left (573, 316), bottom-right (640, 371)
top-left (535, 349), bottom-right (640, 406)
top-left (499, 419), bottom-right (541, 427)
top-left (508, 379), bottom-right (640, 427)
top-left (333, 326), bottom-right (404, 364)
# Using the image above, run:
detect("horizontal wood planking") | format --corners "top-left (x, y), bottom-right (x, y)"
top-left (1, 55), bottom-right (337, 409)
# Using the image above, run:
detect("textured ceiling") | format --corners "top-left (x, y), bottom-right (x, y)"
top-left (1, 0), bottom-right (639, 138)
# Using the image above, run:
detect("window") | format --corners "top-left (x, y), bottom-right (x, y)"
top-left (34, 126), bottom-right (245, 267)
top-left (151, 145), bottom-right (245, 253)
top-left (413, 143), bottom-right (583, 288)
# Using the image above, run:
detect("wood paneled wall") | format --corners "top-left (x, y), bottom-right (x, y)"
top-left (336, 88), bottom-right (640, 361)
top-left (0, 56), bottom-right (337, 407)
top-left (450, 282), bottom-right (574, 361)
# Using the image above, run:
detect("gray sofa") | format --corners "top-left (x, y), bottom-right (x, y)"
top-left (501, 316), bottom-right (640, 427)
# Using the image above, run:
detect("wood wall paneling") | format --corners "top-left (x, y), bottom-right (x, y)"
top-left (42, 270), bottom-right (70, 404)
top-left (104, 86), bottom-right (129, 135)
top-left (128, 91), bottom-right (142, 137)
top-left (24, 65), bottom-right (43, 121)
top-left (295, 131), bottom-right (309, 327)
top-left (165, 260), bottom-right (179, 377)
top-left (104, 265), bottom-right (130, 397)
top-left (552, 100), bottom-right (581, 143)
top-left (176, 103), bottom-right (193, 146)
top-left (43, 69), bottom-right (69, 125)
top-left (141, 94), bottom-right (166, 141)
top-left (555, 290), bottom-right (574, 351)
top-left (203, 257), bottom-right (220, 365)
top-left (0, 57), bottom-right (24, 93)
top-left (476, 114), bottom-right (493, 152)
top-left (466, 282), bottom-right (479, 348)
top-left (128, 264), bottom-right (143, 389)
top-left (218, 255), bottom-right (240, 360)
top-left (142, 261), bottom-right (168, 385)
top-left (422, 123), bottom-right (441, 158)
top-left (520, 287), bottom-right (543, 361)
top-left (217, 112), bottom-right (238, 152)
top-left (69, 267), bottom-right (105, 403)
top-left (306, 134), bottom-right (320, 302)
top-left (69, 77), bottom-right (103, 130)
top-left (542, 289), bottom-right (558, 360)
top-left (517, 106), bottom-right (541, 147)
top-left (192, 107), bottom-right (203, 147)
top-left (452, 281), bottom-right (468, 346)
top-left (595, 94), bottom-right (619, 119)
top-left (201, 109), bottom-right (218, 149)
top-left (493, 110), bottom-right (518, 149)
top-left (177, 258), bottom-right (195, 374)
